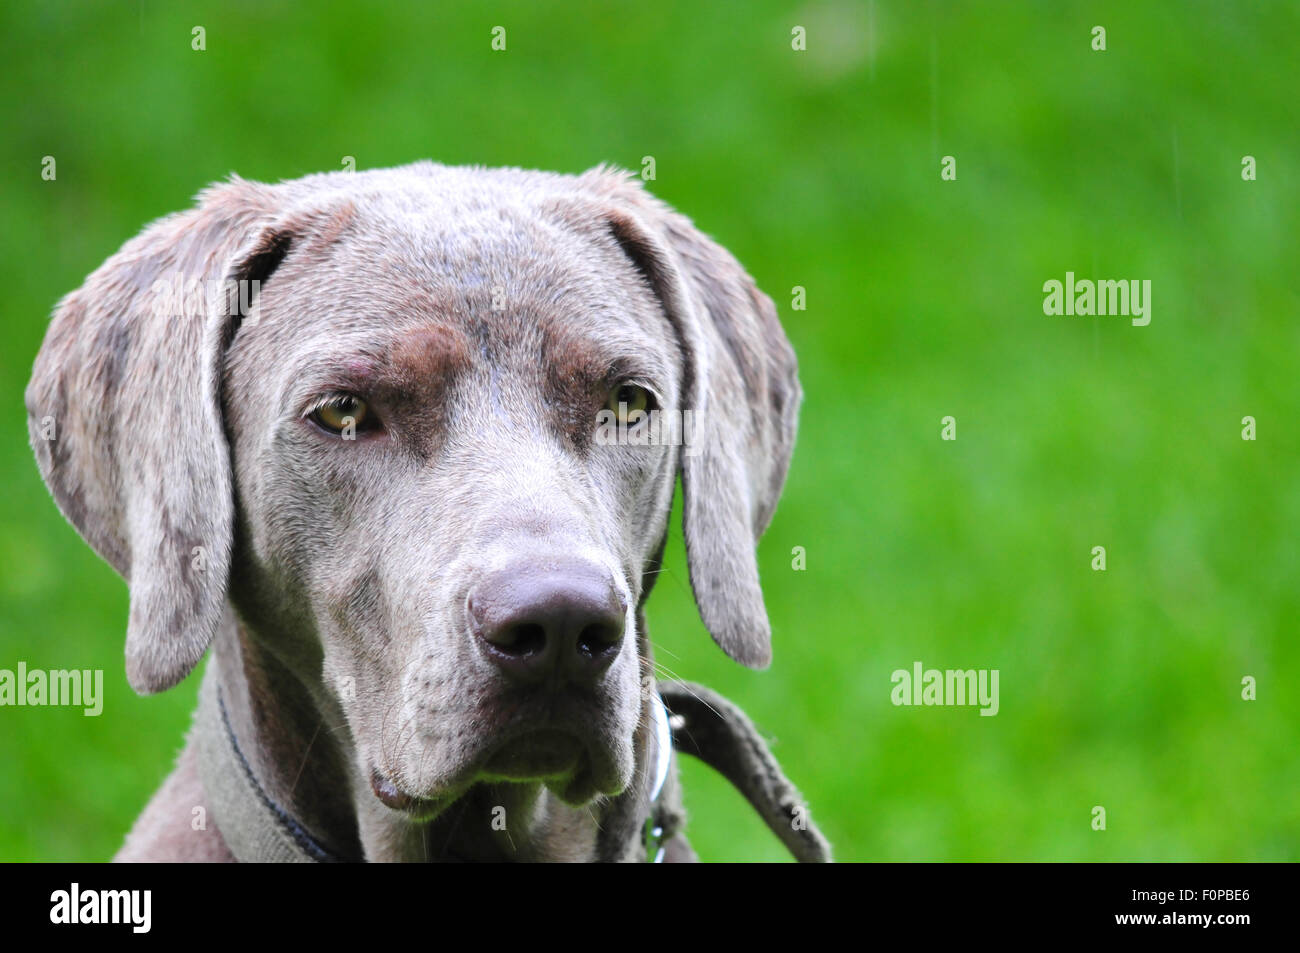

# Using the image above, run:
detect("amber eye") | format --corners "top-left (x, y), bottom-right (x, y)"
top-left (310, 395), bottom-right (371, 435)
top-left (606, 384), bottom-right (652, 424)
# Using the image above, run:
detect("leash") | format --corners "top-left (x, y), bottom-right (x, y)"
top-left (194, 666), bottom-right (829, 862)
top-left (660, 680), bottom-right (833, 863)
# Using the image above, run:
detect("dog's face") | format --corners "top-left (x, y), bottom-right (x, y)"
top-left (224, 193), bottom-right (683, 807)
top-left (26, 163), bottom-right (800, 821)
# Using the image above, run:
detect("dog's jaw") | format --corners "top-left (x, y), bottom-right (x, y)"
top-left (212, 615), bottom-right (651, 862)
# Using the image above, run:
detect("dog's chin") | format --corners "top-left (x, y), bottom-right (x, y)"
top-left (479, 729), bottom-right (624, 806)
top-left (481, 729), bottom-right (585, 780)
top-left (371, 731), bottom-right (630, 815)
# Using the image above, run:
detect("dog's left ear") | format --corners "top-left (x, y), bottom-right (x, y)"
top-left (576, 169), bottom-right (802, 669)
top-left (25, 177), bottom-right (288, 694)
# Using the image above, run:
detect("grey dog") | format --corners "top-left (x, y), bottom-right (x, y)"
top-left (26, 162), bottom-right (829, 862)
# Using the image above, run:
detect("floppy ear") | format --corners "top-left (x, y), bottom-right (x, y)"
top-left (578, 169), bottom-right (801, 669)
top-left (25, 177), bottom-right (286, 694)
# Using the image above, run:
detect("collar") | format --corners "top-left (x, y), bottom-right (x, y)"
top-left (194, 666), bottom-right (346, 862)
top-left (643, 691), bottom-right (674, 863)
top-left (195, 665), bottom-right (675, 863)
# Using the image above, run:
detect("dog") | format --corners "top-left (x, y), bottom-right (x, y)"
top-left (26, 161), bottom-right (827, 862)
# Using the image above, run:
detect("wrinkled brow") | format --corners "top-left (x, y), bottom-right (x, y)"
top-left (540, 317), bottom-right (674, 398)
top-left (287, 324), bottom-right (475, 411)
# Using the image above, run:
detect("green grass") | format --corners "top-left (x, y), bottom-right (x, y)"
top-left (1, 0), bottom-right (1296, 861)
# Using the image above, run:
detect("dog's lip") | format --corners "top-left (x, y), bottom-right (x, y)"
top-left (369, 724), bottom-right (605, 811)
top-left (369, 767), bottom-right (443, 814)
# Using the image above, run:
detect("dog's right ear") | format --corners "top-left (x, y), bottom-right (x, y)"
top-left (25, 177), bottom-right (286, 695)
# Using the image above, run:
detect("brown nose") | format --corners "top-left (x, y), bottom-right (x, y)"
top-left (468, 560), bottom-right (626, 687)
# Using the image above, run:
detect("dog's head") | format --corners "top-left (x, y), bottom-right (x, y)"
top-left (26, 162), bottom-right (799, 813)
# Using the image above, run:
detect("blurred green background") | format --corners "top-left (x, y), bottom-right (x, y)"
top-left (1, 0), bottom-right (1297, 862)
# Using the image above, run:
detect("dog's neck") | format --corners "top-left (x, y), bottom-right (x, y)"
top-left (208, 613), bottom-right (647, 862)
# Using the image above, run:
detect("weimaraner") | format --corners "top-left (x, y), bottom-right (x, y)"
top-left (26, 162), bottom-right (830, 862)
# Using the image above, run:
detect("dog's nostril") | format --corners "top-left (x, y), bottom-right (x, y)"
top-left (469, 560), bottom-right (626, 685)
top-left (489, 622), bottom-right (547, 656)
top-left (577, 622), bottom-right (621, 657)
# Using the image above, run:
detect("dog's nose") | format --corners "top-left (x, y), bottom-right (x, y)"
top-left (468, 560), bottom-right (626, 687)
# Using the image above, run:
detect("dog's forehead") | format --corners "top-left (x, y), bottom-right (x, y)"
top-left (241, 185), bottom-right (678, 400)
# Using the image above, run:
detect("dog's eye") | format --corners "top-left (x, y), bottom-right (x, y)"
top-left (606, 384), bottom-right (652, 424)
top-left (310, 395), bottom-right (373, 436)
